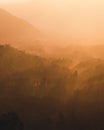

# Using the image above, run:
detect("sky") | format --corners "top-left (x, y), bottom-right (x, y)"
top-left (0, 0), bottom-right (29, 3)
top-left (0, 0), bottom-right (104, 4)
top-left (1, 0), bottom-right (104, 44)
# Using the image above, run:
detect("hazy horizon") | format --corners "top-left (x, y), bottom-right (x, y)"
top-left (1, 1), bottom-right (104, 130)
top-left (0, 0), bottom-right (104, 45)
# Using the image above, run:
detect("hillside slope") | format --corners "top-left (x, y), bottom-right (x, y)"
top-left (0, 8), bottom-right (43, 52)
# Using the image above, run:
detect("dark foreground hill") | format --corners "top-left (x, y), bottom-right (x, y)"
top-left (0, 45), bottom-right (77, 130)
top-left (0, 45), bottom-right (104, 130)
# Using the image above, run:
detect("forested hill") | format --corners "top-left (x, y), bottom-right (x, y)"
top-left (1, 45), bottom-right (104, 130)
top-left (0, 44), bottom-right (44, 80)
top-left (0, 44), bottom-right (77, 100)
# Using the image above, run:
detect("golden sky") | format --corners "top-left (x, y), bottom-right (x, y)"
top-left (1, 0), bottom-right (104, 44)
top-left (0, 0), bottom-right (29, 3)
top-left (0, 0), bottom-right (104, 4)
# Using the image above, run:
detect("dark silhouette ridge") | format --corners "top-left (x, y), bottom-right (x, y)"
top-left (0, 45), bottom-right (104, 130)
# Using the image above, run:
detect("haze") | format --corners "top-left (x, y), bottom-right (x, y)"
top-left (1, 2), bottom-right (104, 129)
top-left (1, 0), bottom-right (104, 44)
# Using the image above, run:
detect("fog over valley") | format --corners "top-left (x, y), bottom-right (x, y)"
top-left (0, 1), bottom-right (104, 130)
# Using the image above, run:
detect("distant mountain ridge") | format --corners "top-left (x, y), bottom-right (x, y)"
top-left (0, 8), bottom-right (43, 52)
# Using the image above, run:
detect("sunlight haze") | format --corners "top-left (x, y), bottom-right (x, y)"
top-left (0, 1), bottom-right (104, 129)
top-left (1, 0), bottom-right (104, 44)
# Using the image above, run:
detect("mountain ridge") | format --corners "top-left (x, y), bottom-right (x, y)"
top-left (0, 8), bottom-right (43, 52)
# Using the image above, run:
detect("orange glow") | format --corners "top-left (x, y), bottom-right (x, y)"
top-left (1, 0), bottom-right (104, 45)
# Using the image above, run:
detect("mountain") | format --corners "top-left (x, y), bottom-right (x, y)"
top-left (0, 44), bottom-right (76, 99)
top-left (0, 44), bottom-right (44, 80)
top-left (0, 45), bottom-right (104, 130)
top-left (0, 8), bottom-right (44, 53)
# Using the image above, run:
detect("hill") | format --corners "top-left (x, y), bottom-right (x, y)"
top-left (0, 8), bottom-right (44, 53)
top-left (0, 45), bottom-right (104, 130)
top-left (0, 44), bottom-right (76, 100)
